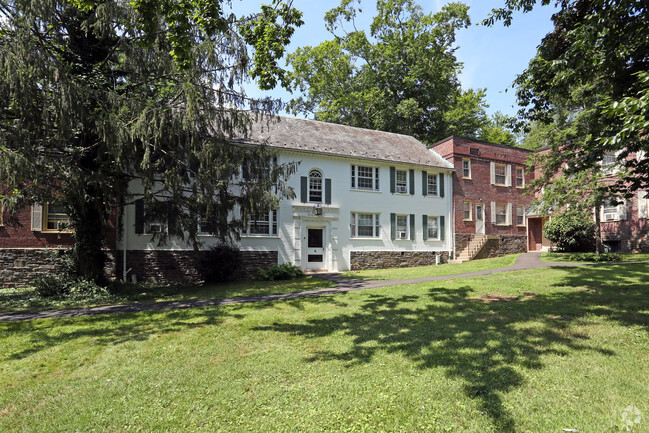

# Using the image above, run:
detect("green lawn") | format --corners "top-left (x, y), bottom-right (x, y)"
top-left (2, 263), bottom-right (648, 432)
top-left (341, 253), bottom-right (520, 280)
top-left (0, 276), bottom-right (332, 313)
top-left (541, 252), bottom-right (649, 263)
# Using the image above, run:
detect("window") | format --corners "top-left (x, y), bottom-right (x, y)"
top-left (246, 210), bottom-right (278, 236)
top-left (516, 205), bottom-right (525, 226)
top-left (602, 199), bottom-right (626, 221)
top-left (463, 200), bottom-right (472, 221)
top-left (395, 170), bottom-right (407, 193)
top-left (351, 165), bottom-right (379, 191)
top-left (515, 167), bottom-right (524, 188)
top-left (309, 170), bottom-right (323, 203)
top-left (495, 203), bottom-right (508, 225)
top-left (396, 215), bottom-right (409, 239)
top-left (198, 209), bottom-right (216, 235)
top-left (462, 159), bottom-right (471, 179)
top-left (602, 151), bottom-right (616, 166)
top-left (427, 174), bottom-right (439, 196)
top-left (494, 164), bottom-right (507, 185)
top-left (351, 212), bottom-right (380, 238)
top-left (639, 190), bottom-right (649, 219)
top-left (44, 202), bottom-right (72, 231)
top-left (427, 216), bottom-right (440, 240)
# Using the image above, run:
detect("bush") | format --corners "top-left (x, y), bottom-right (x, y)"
top-left (544, 210), bottom-right (596, 252)
top-left (199, 244), bottom-right (242, 283)
top-left (35, 275), bottom-right (109, 298)
top-left (567, 252), bottom-right (622, 262)
top-left (255, 263), bottom-right (304, 281)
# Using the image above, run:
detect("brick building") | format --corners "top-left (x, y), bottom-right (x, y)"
top-left (431, 136), bottom-right (535, 260)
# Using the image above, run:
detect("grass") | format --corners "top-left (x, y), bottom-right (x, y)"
top-left (2, 263), bottom-right (648, 432)
top-left (0, 277), bottom-right (332, 313)
top-left (541, 252), bottom-right (649, 263)
top-left (340, 253), bottom-right (520, 280)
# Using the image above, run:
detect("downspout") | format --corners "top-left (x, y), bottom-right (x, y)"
top-left (122, 203), bottom-right (132, 281)
top-left (449, 169), bottom-right (455, 260)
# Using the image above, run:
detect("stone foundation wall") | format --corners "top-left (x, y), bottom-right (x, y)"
top-left (1, 248), bottom-right (278, 288)
top-left (350, 250), bottom-right (449, 271)
top-left (0, 248), bottom-right (71, 289)
top-left (602, 230), bottom-right (649, 253)
top-left (114, 250), bottom-right (278, 284)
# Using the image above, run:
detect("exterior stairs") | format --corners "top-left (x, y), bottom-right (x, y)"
top-left (450, 234), bottom-right (493, 263)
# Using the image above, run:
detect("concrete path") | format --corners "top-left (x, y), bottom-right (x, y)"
top-left (1, 252), bottom-right (645, 322)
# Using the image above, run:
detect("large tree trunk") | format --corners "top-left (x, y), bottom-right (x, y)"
top-left (71, 189), bottom-right (107, 285)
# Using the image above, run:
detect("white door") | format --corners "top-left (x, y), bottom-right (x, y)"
top-left (306, 227), bottom-right (325, 270)
top-left (475, 204), bottom-right (485, 234)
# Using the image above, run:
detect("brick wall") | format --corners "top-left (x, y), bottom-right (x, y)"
top-left (431, 136), bottom-right (534, 237)
top-left (350, 250), bottom-right (449, 270)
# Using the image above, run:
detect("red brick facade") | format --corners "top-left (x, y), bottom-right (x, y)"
top-left (0, 206), bottom-right (75, 249)
top-left (431, 136), bottom-right (534, 238)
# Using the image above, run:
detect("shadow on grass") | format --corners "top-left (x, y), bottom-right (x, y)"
top-left (255, 264), bottom-right (649, 432)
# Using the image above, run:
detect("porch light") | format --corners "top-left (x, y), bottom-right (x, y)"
top-left (313, 203), bottom-right (323, 216)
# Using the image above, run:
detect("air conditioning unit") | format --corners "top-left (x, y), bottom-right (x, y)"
top-left (398, 231), bottom-right (407, 239)
top-left (603, 213), bottom-right (617, 221)
top-left (396, 185), bottom-right (407, 194)
top-left (147, 223), bottom-right (165, 233)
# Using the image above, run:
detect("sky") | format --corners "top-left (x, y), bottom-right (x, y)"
top-left (232, 0), bottom-right (558, 119)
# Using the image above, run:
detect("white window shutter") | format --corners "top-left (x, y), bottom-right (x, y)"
top-left (639, 191), bottom-right (648, 219)
top-left (618, 200), bottom-right (627, 220)
top-left (506, 165), bottom-right (512, 186)
top-left (491, 202), bottom-right (496, 223)
top-left (31, 204), bottom-right (43, 231)
top-left (490, 162), bottom-right (495, 185)
top-left (507, 203), bottom-right (513, 225)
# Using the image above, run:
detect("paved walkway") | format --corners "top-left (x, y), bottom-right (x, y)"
top-left (1, 253), bottom-right (645, 322)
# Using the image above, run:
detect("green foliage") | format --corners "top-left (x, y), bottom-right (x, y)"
top-left (255, 263), bottom-right (304, 281)
top-left (478, 112), bottom-right (518, 146)
top-left (0, 0), bottom-right (301, 283)
top-left (543, 211), bottom-right (595, 253)
top-left (545, 252), bottom-right (622, 263)
top-left (486, 1), bottom-right (649, 195)
top-left (35, 254), bottom-right (109, 299)
top-left (287, 0), bottom-right (489, 144)
top-left (199, 244), bottom-right (242, 283)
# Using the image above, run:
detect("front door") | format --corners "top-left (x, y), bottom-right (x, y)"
top-left (306, 227), bottom-right (325, 270)
top-left (475, 204), bottom-right (485, 234)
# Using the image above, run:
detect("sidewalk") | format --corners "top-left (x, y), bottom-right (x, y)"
top-left (0, 253), bottom-right (643, 322)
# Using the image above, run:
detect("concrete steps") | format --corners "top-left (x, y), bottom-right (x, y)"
top-left (452, 234), bottom-right (492, 263)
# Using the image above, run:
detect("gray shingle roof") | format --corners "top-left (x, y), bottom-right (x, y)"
top-left (232, 115), bottom-right (453, 169)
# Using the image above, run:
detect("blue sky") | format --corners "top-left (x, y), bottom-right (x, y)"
top-left (233, 1), bottom-right (557, 119)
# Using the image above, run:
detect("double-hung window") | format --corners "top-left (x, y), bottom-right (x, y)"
top-left (494, 202), bottom-right (508, 225)
top-left (44, 202), bottom-right (72, 231)
top-left (516, 205), bottom-right (525, 226)
top-left (247, 210), bottom-right (278, 236)
top-left (602, 151), bottom-right (617, 174)
top-left (494, 164), bottom-right (507, 185)
top-left (396, 215), bottom-right (409, 239)
top-left (395, 170), bottom-right (408, 194)
top-left (463, 200), bottom-right (472, 221)
top-left (427, 216), bottom-right (439, 240)
top-left (462, 159), bottom-right (471, 179)
top-left (351, 165), bottom-right (379, 191)
top-left (351, 212), bottom-right (380, 238)
top-left (515, 167), bottom-right (525, 188)
top-left (309, 170), bottom-right (323, 203)
top-left (427, 174), bottom-right (438, 196)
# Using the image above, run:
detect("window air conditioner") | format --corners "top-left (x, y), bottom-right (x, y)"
top-left (398, 231), bottom-right (407, 239)
top-left (148, 223), bottom-right (164, 233)
top-left (603, 213), bottom-right (617, 221)
top-left (396, 186), bottom-right (407, 194)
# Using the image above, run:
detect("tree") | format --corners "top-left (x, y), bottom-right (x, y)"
top-left (478, 112), bottom-right (518, 146)
top-left (0, 0), bottom-right (303, 283)
top-left (543, 209), bottom-right (595, 253)
top-left (485, 0), bottom-right (649, 194)
top-left (287, 0), bottom-right (489, 145)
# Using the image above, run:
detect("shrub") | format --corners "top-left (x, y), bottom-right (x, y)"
top-left (567, 252), bottom-right (622, 262)
top-left (544, 210), bottom-right (596, 252)
top-left (35, 275), bottom-right (109, 298)
top-left (255, 263), bottom-right (304, 281)
top-left (199, 244), bottom-right (242, 283)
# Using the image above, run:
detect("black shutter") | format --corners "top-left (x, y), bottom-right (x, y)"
top-left (440, 216), bottom-right (445, 241)
top-left (410, 214), bottom-right (415, 241)
top-left (439, 173), bottom-right (445, 197)
top-left (390, 213), bottom-right (396, 240)
top-left (167, 205), bottom-right (179, 236)
top-left (422, 171), bottom-right (428, 196)
top-left (301, 176), bottom-right (307, 203)
top-left (325, 178), bottom-right (332, 204)
top-left (351, 165), bottom-right (355, 188)
top-left (409, 169), bottom-right (415, 195)
top-left (422, 214), bottom-right (428, 240)
top-left (135, 199), bottom-right (144, 234)
top-left (390, 167), bottom-right (395, 193)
